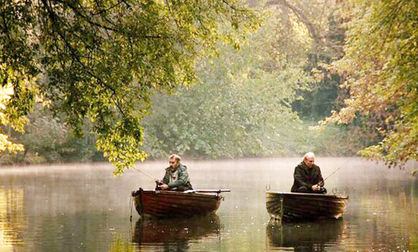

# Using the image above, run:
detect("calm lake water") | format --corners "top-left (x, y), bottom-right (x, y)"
top-left (0, 157), bottom-right (416, 251)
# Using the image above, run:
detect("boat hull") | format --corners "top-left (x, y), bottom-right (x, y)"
top-left (266, 191), bottom-right (348, 222)
top-left (132, 188), bottom-right (222, 218)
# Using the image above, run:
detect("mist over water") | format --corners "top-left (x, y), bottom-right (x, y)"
top-left (0, 158), bottom-right (416, 251)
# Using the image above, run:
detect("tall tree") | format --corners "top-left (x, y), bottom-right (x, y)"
top-left (142, 10), bottom-right (317, 158)
top-left (266, 0), bottom-right (345, 121)
top-left (322, 0), bottom-right (417, 167)
top-left (0, 0), bottom-right (256, 174)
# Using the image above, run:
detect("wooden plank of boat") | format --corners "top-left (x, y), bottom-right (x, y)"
top-left (131, 188), bottom-right (229, 218)
top-left (266, 191), bottom-right (349, 222)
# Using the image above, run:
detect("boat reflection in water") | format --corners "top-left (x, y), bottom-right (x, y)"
top-left (132, 214), bottom-right (220, 251)
top-left (266, 218), bottom-right (344, 252)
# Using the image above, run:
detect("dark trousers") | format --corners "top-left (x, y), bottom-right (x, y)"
top-left (155, 184), bottom-right (193, 191)
top-left (293, 186), bottom-right (327, 194)
top-left (170, 185), bottom-right (193, 191)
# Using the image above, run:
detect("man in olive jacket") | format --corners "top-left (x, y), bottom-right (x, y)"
top-left (155, 154), bottom-right (193, 191)
top-left (291, 152), bottom-right (327, 194)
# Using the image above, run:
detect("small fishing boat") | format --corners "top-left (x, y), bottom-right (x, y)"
top-left (131, 188), bottom-right (229, 218)
top-left (266, 191), bottom-right (348, 222)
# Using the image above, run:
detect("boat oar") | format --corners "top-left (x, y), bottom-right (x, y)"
top-left (183, 189), bottom-right (231, 195)
top-left (191, 189), bottom-right (231, 193)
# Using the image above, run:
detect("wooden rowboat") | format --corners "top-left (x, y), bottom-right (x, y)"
top-left (266, 191), bottom-right (348, 222)
top-left (131, 188), bottom-right (229, 218)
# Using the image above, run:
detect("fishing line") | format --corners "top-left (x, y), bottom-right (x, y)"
top-left (129, 196), bottom-right (133, 222)
top-left (129, 195), bottom-right (134, 238)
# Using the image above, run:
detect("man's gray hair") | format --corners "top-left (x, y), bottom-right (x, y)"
top-left (169, 154), bottom-right (181, 162)
top-left (303, 152), bottom-right (315, 160)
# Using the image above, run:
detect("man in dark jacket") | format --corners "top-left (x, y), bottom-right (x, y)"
top-left (155, 154), bottom-right (193, 191)
top-left (291, 152), bottom-right (327, 194)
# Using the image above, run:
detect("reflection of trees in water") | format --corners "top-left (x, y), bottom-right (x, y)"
top-left (347, 185), bottom-right (417, 252)
top-left (266, 219), bottom-right (344, 252)
top-left (0, 187), bottom-right (25, 249)
top-left (133, 214), bottom-right (220, 251)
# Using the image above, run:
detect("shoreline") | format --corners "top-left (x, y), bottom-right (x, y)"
top-left (0, 157), bottom-right (416, 176)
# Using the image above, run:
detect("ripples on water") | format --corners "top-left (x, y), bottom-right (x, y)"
top-left (132, 214), bottom-right (221, 251)
top-left (0, 158), bottom-right (416, 251)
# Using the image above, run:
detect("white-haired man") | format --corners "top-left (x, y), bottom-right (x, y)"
top-left (291, 152), bottom-right (327, 194)
top-left (155, 154), bottom-right (193, 191)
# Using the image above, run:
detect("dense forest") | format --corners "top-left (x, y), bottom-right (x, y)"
top-left (1, 0), bottom-right (416, 174)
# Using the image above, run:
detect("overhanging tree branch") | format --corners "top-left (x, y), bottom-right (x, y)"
top-left (267, 0), bottom-right (321, 44)
top-left (41, 0), bottom-right (126, 117)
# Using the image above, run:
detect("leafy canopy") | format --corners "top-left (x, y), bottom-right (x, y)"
top-left (0, 0), bottom-right (257, 174)
top-left (322, 0), bottom-right (417, 167)
top-left (143, 10), bottom-right (316, 158)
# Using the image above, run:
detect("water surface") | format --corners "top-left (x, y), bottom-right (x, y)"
top-left (0, 158), bottom-right (416, 251)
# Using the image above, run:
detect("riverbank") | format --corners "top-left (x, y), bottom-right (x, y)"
top-left (0, 157), bottom-right (416, 177)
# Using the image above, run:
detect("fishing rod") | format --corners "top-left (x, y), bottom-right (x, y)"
top-left (132, 167), bottom-right (155, 180)
top-left (132, 167), bottom-right (168, 190)
top-left (323, 167), bottom-right (343, 181)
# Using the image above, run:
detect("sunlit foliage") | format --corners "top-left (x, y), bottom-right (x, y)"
top-left (143, 11), bottom-right (320, 158)
top-left (0, 76), bottom-right (27, 154)
top-left (0, 0), bottom-right (257, 174)
top-left (266, 0), bottom-right (346, 121)
top-left (142, 3), bottom-right (369, 159)
top-left (322, 0), bottom-right (417, 167)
